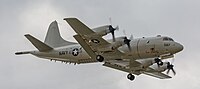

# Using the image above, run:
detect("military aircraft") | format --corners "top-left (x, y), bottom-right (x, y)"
top-left (15, 18), bottom-right (183, 81)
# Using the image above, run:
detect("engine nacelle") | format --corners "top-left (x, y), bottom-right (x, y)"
top-left (92, 25), bottom-right (111, 36)
top-left (149, 62), bottom-right (168, 72)
top-left (136, 58), bottom-right (155, 68)
top-left (97, 37), bottom-right (126, 52)
top-left (110, 41), bottom-right (124, 50)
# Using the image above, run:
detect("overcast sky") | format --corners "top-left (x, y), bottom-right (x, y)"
top-left (1, 0), bottom-right (200, 89)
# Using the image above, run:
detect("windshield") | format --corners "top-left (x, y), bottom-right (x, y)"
top-left (163, 37), bottom-right (174, 41)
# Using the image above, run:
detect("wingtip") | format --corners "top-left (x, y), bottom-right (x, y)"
top-left (24, 34), bottom-right (31, 37)
top-left (63, 18), bottom-right (78, 21)
top-left (63, 18), bottom-right (67, 20)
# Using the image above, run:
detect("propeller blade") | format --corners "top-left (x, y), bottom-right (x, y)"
top-left (123, 37), bottom-right (131, 51)
top-left (109, 17), bottom-right (112, 25)
top-left (127, 42), bottom-right (131, 51)
top-left (166, 69), bottom-right (170, 74)
top-left (109, 25), bottom-right (118, 42)
top-left (115, 25), bottom-right (119, 31)
top-left (108, 18), bottom-right (119, 42)
top-left (166, 62), bottom-right (176, 75)
top-left (130, 34), bottom-right (133, 40)
top-left (171, 68), bottom-right (176, 75)
top-left (111, 32), bottom-right (116, 42)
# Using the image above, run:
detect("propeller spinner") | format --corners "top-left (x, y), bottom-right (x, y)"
top-left (123, 36), bottom-right (132, 51)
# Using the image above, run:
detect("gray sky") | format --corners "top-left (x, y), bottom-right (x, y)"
top-left (1, 0), bottom-right (200, 89)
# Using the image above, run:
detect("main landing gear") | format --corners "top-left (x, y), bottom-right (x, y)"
top-left (96, 55), bottom-right (104, 62)
top-left (154, 58), bottom-right (163, 66)
top-left (127, 73), bottom-right (135, 81)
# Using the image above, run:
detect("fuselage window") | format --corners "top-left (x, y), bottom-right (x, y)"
top-left (168, 38), bottom-right (174, 41)
top-left (147, 40), bottom-right (150, 44)
top-left (163, 37), bottom-right (169, 41)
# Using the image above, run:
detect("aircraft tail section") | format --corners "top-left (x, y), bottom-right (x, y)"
top-left (25, 34), bottom-right (53, 52)
top-left (44, 21), bottom-right (76, 48)
top-left (15, 51), bottom-right (31, 55)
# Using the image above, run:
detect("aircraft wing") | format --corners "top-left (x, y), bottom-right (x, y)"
top-left (142, 71), bottom-right (171, 79)
top-left (103, 59), bottom-right (142, 75)
top-left (64, 18), bottom-right (124, 60)
top-left (103, 59), bottom-right (171, 79)
top-left (64, 18), bottom-right (109, 45)
top-left (64, 18), bottom-right (171, 79)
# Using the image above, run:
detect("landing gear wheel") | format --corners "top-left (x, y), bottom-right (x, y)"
top-left (127, 73), bottom-right (135, 81)
top-left (159, 61), bottom-right (163, 65)
top-left (155, 58), bottom-right (163, 66)
top-left (96, 55), bottom-right (104, 62)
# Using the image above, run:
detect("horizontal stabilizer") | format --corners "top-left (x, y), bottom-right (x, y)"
top-left (25, 34), bottom-right (53, 52)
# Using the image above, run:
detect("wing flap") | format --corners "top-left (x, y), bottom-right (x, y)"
top-left (142, 71), bottom-right (172, 79)
top-left (73, 35), bottom-right (96, 59)
top-left (103, 60), bottom-right (141, 75)
top-left (103, 61), bottom-right (130, 73)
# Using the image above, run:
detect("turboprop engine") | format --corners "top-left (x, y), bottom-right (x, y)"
top-left (97, 36), bottom-right (132, 52)
top-left (110, 36), bottom-right (132, 51)
top-left (92, 25), bottom-right (119, 42)
top-left (149, 62), bottom-right (176, 75)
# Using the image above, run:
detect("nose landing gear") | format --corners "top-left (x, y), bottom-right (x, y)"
top-left (127, 73), bottom-right (135, 81)
top-left (154, 58), bottom-right (163, 66)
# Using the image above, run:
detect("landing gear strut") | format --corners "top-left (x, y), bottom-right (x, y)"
top-left (154, 58), bottom-right (163, 66)
top-left (127, 73), bottom-right (135, 81)
top-left (96, 55), bottom-right (104, 62)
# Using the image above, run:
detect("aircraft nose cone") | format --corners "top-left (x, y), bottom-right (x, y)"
top-left (176, 43), bottom-right (184, 52)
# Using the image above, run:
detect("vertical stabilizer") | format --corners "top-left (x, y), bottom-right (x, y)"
top-left (44, 21), bottom-right (76, 48)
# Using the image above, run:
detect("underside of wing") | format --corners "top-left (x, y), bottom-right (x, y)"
top-left (142, 71), bottom-right (172, 79)
top-left (103, 59), bottom-right (172, 79)
top-left (103, 59), bottom-right (141, 75)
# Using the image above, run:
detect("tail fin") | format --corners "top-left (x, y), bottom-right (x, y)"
top-left (25, 34), bottom-right (53, 52)
top-left (44, 21), bottom-right (76, 48)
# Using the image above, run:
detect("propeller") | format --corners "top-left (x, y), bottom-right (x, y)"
top-left (154, 58), bottom-right (163, 67)
top-left (108, 17), bottom-right (119, 42)
top-left (166, 62), bottom-right (176, 75)
top-left (123, 36), bottom-right (131, 51)
top-left (109, 25), bottom-right (119, 42)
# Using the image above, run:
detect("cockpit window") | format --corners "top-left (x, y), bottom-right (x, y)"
top-left (168, 38), bottom-right (174, 41)
top-left (163, 37), bottom-right (174, 41)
